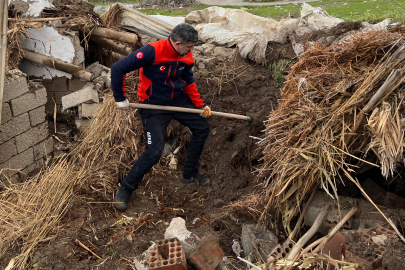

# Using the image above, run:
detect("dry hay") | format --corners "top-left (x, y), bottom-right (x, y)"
top-left (367, 101), bottom-right (404, 178)
top-left (245, 30), bottom-right (405, 230)
top-left (0, 159), bottom-right (80, 269)
top-left (101, 3), bottom-right (124, 29)
top-left (42, 0), bottom-right (104, 29)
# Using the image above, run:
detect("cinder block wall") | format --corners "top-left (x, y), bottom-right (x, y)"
top-left (0, 70), bottom-right (53, 183)
top-left (42, 77), bottom-right (86, 112)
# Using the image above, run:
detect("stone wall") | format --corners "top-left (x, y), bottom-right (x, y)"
top-left (0, 70), bottom-right (53, 183)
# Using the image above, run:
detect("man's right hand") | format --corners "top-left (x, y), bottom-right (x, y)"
top-left (116, 99), bottom-right (130, 110)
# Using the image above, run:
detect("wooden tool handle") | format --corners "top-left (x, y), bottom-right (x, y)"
top-left (129, 103), bottom-right (252, 121)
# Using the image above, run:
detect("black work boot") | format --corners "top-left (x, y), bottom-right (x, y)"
top-left (180, 171), bottom-right (210, 186)
top-left (114, 186), bottom-right (132, 211)
top-left (193, 172), bottom-right (210, 186)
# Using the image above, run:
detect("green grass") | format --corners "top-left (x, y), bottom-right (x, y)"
top-left (92, 0), bottom-right (405, 23)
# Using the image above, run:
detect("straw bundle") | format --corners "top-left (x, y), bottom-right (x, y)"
top-left (256, 31), bottom-right (405, 229)
top-left (367, 101), bottom-right (404, 178)
top-left (0, 159), bottom-right (80, 269)
top-left (69, 95), bottom-right (144, 197)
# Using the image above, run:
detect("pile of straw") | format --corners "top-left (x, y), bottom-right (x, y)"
top-left (0, 159), bottom-right (80, 269)
top-left (256, 31), bottom-right (405, 228)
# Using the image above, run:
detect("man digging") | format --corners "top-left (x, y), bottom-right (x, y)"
top-left (111, 23), bottom-right (211, 211)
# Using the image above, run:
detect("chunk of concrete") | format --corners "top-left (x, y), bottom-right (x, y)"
top-left (189, 233), bottom-right (224, 270)
top-left (29, 106), bottom-right (46, 127)
top-left (61, 86), bottom-right (99, 111)
top-left (241, 224), bottom-right (278, 263)
top-left (81, 103), bottom-right (102, 118)
top-left (33, 137), bottom-right (54, 161)
top-left (3, 75), bottom-right (29, 102)
top-left (42, 77), bottom-right (68, 92)
top-left (0, 113), bottom-right (31, 144)
top-left (0, 139), bottom-right (18, 163)
top-left (86, 62), bottom-right (102, 78)
top-left (75, 119), bottom-right (91, 131)
top-left (164, 217), bottom-right (200, 256)
top-left (1, 103), bottom-right (13, 124)
top-left (15, 122), bottom-right (48, 153)
top-left (68, 78), bottom-right (87, 92)
top-left (0, 147), bottom-right (34, 171)
top-left (10, 86), bottom-right (47, 116)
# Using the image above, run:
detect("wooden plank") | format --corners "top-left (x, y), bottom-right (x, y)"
top-left (23, 49), bottom-right (94, 81)
top-left (0, 0), bottom-right (9, 125)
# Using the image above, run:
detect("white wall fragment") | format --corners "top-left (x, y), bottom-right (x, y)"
top-left (19, 26), bottom-right (84, 79)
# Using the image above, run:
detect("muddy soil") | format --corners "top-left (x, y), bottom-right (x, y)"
top-left (0, 54), bottom-right (281, 269)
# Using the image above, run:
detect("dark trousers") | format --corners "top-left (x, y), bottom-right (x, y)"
top-left (121, 96), bottom-right (210, 192)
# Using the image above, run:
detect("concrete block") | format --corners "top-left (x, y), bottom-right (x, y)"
top-left (86, 62), bottom-right (102, 78)
top-left (54, 91), bottom-right (70, 105)
top-left (15, 122), bottom-right (48, 153)
top-left (46, 91), bottom-right (55, 105)
top-left (0, 147), bottom-right (34, 171)
top-left (42, 77), bottom-right (68, 92)
top-left (45, 104), bottom-right (55, 113)
top-left (33, 137), bottom-right (54, 161)
top-left (81, 103), bottom-right (101, 118)
top-left (1, 103), bottom-right (13, 124)
top-left (0, 138), bottom-right (17, 163)
top-left (75, 119), bottom-right (91, 131)
top-left (68, 78), bottom-right (87, 92)
top-left (241, 224), bottom-right (278, 262)
top-left (10, 86), bottom-right (47, 116)
top-left (20, 160), bottom-right (43, 181)
top-left (61, 86), bottom-right (99, 111)
top-left (3, 76), bottom-right (29, 102)
top-left (29, 106), bottom-right (46, 127)
top-left (0, 113), bottom-right (31, 144)
top-left (189, 233), bottom-right (224, 270)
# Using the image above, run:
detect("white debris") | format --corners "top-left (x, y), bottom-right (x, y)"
top-left (164, 217), bottom-right (200, 255)
top-left (372, 234), bottom-right (388, 246)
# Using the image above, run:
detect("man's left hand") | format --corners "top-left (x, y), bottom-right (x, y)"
top-left (200, 106), bottom-right (211, 118)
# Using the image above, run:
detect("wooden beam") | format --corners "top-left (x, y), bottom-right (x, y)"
top-left (90, 35), bottom-right (132, 56)
top-left (0, 0), bottom-right (9, 125)
top-left (23, 49), bottom-right (94, 81)
top-left (83, 26), bottom-right (138, 45)
top-left (8, 17), bottom-right (66, 22)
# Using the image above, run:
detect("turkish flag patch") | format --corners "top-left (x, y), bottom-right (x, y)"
top-left (160, 66), bottom-right (166, 71)
top-left (136, 52), bottom-right (143, 59)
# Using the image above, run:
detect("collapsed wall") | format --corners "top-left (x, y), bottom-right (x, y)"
top-left (0, 70), bottom-right (53, 184)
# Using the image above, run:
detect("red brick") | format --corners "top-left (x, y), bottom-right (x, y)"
top-left (321, 231), bottom-right (345, 260)
top-left (189, 234), bottom-right (224, 270)
top-left (149, 238), bottom-right (186, 270)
